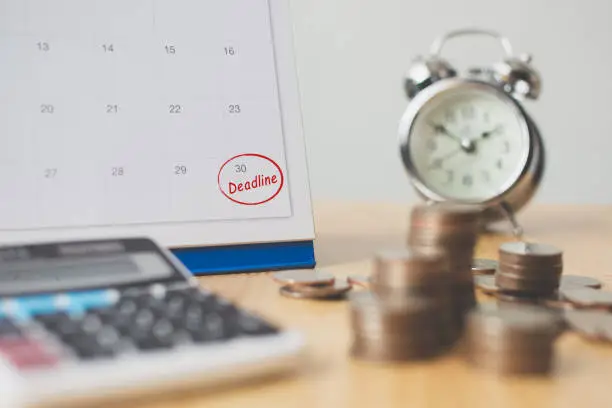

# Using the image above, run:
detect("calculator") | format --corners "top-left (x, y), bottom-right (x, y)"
top-left (0, 238), bottom-right (304, 408)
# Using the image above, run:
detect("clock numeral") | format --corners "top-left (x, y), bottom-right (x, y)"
top-left (461, 105), bottom-right (475, 120)
top-left (445, 170), bottom-right (454, 184)
top-left (462, 174), bottom-right (473, 187)
top-left (444, 110), bottom-right (456, 123)
top-left (503, 141), bottom-right (510, 154)
top-left (429, 158), bottom-right (443, 170)
top-left (426, 138), bottom-right (437, 151)
top-left (165, 45), bottom-right (176, 55)
top-left (482, 170), bottom-right (490, 183)
top-left (496, 159), bottom-right (504, 170)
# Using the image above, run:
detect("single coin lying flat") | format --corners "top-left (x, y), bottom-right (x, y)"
top-left (564, 310), bottom-right (612, 342)
top-left (279, 280), bottom-right (352, 300)
top-left (560, 275), bottom-right (603, 290)
top-left (347, 275), bottom-right (371, 289)
top-left (471, 259), bottom-right (498, 275)
top-left (561, 288), bottom-right (612, 308)
top-left (272, 270), bottom-right (335, 287)
top-left (474, 275), bottom-right (499, 295)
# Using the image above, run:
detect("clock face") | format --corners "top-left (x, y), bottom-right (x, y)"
top-left (408, 86), bottom-right (530, 202)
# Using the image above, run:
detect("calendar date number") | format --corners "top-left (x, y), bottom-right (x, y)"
top-left (174, 165), bottom-right (187, 175)
top-left (169, 105), bottom-right (183, 114)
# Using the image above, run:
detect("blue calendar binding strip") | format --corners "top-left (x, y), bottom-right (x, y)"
top-left (172, 241), bottom-right (316, 275)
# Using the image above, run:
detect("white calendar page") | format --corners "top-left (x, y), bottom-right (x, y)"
top-left (0, 0), bottom-right (314, 248)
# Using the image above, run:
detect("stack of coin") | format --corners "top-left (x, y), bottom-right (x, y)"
top-left (370, 249), bottom-right (456, 346)
top-left (465, 304), bottom-right (559, 375)
top-left (408, 203), bottom-right (483, 331)
top-left (496, 242), bottom-right (563, 297)
top-left (350, 292), bottom-right (443, 361)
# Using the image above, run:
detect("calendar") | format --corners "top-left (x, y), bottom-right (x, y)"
top-left (0, 0), bottom-right (315, 273)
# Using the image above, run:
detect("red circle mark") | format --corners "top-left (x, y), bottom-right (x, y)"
top-left (217, 153), bottom-right (285, 206)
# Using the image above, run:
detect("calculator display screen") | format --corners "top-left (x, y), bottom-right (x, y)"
top-left (0, 239), bottom-right (184, 295)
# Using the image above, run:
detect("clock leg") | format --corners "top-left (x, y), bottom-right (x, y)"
top-left (499, 201), bottom-right (523, 237)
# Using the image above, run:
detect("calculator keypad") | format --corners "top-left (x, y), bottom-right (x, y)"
top-left (0, 285), bottom-right (279, 369)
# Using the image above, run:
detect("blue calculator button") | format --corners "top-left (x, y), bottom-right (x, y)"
top-left (68, 290), bottom-right (119, 311)
top-left (1, 299), bottom-right (29, 321)
top-left (16, 295), bottom-right (57, 316)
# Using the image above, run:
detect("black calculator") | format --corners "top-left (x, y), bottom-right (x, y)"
top-left (0, 238), bottom-right (304, 408)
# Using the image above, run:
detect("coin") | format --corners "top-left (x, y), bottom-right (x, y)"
top-left (474, 275), bottom-right (499, 295)
top-left (564, 310), bottom-right (612, 342)
top-left (561, 287), bottom-right (612, 308)
top-left (471, 259), bottom-right (498, 275)
top-left (465, 305), bottom-right (557, 375)
top-left (279, 280), bottom-right (352, 300)
top-left (371, 249), bottom-right (447, 291)
top-left (495, 291), bottom-right (541, 305)
top-left (347, 275), bottom-right (371, 289)
top-left (499, 242), bottom-right (562, 266)
top-left (560, 275), bottom-right (603, 290)
top-left (495, 272), bottom-right (560, 295)
top-left (272, 270), bottom-right (335, 287)
top-left (467, 304), bottom-right (559, 337)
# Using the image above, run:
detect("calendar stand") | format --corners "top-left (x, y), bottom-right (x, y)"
top-left (172, 241), bottom-right (315, 275)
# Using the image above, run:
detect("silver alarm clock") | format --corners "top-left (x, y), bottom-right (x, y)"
top-left (398, 29), bottom-right (544, 236)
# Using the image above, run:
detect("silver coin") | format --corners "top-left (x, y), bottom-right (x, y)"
top-left (560, 275), bottom-right (602, 290)
top-left (474, 275), bottom-right (499, 295)
top-left (561, 288), bottom-right (612, 308)
top-left (471, 259), bottom-right (498, 275)
top-left (272, 270), bottom-right (335, 287)
top-left (564, 310), bottom-right (612, 342)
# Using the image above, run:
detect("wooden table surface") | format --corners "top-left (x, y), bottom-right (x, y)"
top-left (119, 203), bottom-right (612, 408)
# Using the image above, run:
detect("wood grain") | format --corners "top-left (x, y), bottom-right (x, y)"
top-left (114, 203), bottom-right (612, 408)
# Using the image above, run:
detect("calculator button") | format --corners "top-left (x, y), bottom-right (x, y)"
top-left (0, 339), bottom-right (59, 370)
top-left (237, 313), bottom-right (278, 336)
top-left (132, 319), bottom-right (176, 351)
top-left (132, 309), bottom-right (156, 331)
top-left (165, 295), bottom-right (188, 319)
top-left (69, 290), bottom-right (118, 312)
top-left (115, 298), bottom-right (139, 316)
top-left (187, 312), bottom-right (230, 343)
top-left (16, 295), bottom-right (57, 317)
top-left (0, 319), bottom-right (23, 339)
top-left (71, 328), bottom-right (122, 360)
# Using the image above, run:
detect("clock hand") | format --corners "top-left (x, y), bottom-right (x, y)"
top-left (428, 147), bottom-right (462, 169)
top-left (430, 122), bottom-right (476, 153)
top-left (479, 124), bottom-right (503, 140)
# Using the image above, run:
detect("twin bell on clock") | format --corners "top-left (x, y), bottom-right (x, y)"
top-left (398, 28), bottom-right (544, 236)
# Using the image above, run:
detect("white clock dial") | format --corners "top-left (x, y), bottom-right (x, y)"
top-left (408, 87), bottom-right (530, 201)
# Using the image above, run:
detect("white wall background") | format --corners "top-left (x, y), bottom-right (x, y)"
top-left (290, 0), bottom-right (612, 204)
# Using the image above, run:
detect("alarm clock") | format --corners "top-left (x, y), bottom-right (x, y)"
top-left (398, 28), bottom-right (544, 236)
